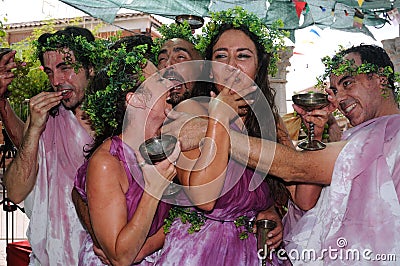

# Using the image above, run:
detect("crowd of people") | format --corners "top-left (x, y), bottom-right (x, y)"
top-left (0, 5), bottom-right (398, 266)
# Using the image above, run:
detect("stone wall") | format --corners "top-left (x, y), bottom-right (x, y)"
top-left (382, 37), bottom-right (400, 73)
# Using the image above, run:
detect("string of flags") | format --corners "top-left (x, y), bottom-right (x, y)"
top-left (292, 1), bottom-right (398, 29)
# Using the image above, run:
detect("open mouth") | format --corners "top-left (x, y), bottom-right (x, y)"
top-left (61, 89), bottom-right (73, 99)
top-left (163, 69), bottom-right (185, 92)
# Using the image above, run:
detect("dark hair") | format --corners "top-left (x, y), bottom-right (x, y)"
top-left (204, 24), bottom-right (289, 208)
top-left (84, 69), bottom-right (142, 159)
top-left (37, 26), bottom-right (95, 69)
top-left (110, 34), bottom-right (154, 64)
top-left (339, 44), bottom-right (396, 95)
top-left (84, 35), bottom-right (154, 159)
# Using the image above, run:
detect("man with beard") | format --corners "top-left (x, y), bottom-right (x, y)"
top-left (157, 37), bottom-right (204, 107)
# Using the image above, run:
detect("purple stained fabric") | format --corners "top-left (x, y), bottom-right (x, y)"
top-left (74, 135), bottom-right (171, 265)
top-left (23, 105), bottom-right (93, 265)
top-left (283, 114), bottom-right (400, 265)
top-left (154, 156), bottom-right (286, 265)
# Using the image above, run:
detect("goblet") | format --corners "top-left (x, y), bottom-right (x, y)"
top-left (139, 134), bottom-right (181, 196)
top-left (139, 134), bottom-right (177, 164)
top-left (292, 92), bottom-right (329, 151)
top-left (0, 48), bottom-right (12, 58)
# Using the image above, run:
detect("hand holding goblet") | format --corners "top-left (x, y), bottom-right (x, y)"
top-left (292, 92), bottom-right (329, 151)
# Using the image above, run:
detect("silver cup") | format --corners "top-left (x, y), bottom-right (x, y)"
top-left (256, 219), bottom-right (277, 265)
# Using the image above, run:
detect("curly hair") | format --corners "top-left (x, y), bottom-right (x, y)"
top-left (336, 44), bottom-right (397, 96)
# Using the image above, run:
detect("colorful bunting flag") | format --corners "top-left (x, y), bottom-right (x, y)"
top-left (357, 0), bottom-right (364, 7)
top-left (294, 1), bottom-right (307, 18)
top-left (353, 9), bottom-right (364, 28)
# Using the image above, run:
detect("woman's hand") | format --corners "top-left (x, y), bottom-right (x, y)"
top-left (136, 141), bottom-right (181, 198)
top-left (208, 86), bottom-right (256, 123)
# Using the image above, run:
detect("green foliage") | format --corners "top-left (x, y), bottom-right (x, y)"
top-left (233, 215), bottom-right (253, 240)
top-left (0, 17), bottom-right (9, 46)
top-left (83, 44), bottom-right (147, 136)
top-left (4, 23), bottom-right (58, 121)
top-left (152, 21), bottom-right (199, 64)
top-left (316, 46), bottom-right (400, 103)
top-left (196, 6), bottom-right (289, 76)
top-left (163, 207), bottom-right (206, 234)
top-left (163, 207), bottom-right (253, 240)
top-left (33, 32), bottom-right (111, 73)
top-left (1, 19), bottom-right (120, 121)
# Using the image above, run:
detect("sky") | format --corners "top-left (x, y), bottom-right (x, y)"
top-left (2, 0), bottom-right (399, 112)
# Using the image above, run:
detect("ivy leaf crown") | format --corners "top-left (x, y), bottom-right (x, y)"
top-left (152, 21), bottom-right (200, 64)
top-left (83, 44), bottom-right (148, 136)
top-left (195, 6), bottom-right (288, 76)
top-left (316, 45), bottom-right (400, 102)
top-left (33, 33), bottom-right (112, 74)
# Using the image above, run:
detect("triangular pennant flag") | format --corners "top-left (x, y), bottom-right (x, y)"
top-left (295, 2), bottom-right (307, 18)
top-left (304, 3), bottom-right (310, 14)
top-left (357, 0), bottom-right (364, 7)
top-left (353, 16), bottom-right (363, 28)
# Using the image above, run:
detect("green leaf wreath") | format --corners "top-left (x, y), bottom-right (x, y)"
top-left (195, 6), bottom-right (289, 77)
top-left (152, 20), bottom-right (200, 64)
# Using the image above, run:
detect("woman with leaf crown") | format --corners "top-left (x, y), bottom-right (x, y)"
top-left (73, 36), bottom-right (180, 266)
top-left (154, 7), bottom-right (303, 265)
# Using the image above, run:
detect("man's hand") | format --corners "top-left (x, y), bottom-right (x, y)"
top-left (255, 206), bottom-right (283, 250)
top-left (161, 109), bottom-right (207, 151)
top-left (28, 91), bottom-right (63, 134)
top-left (0, 50), bottom-right (18, 98)
top-left (93, 245), bottom-right (111, 265)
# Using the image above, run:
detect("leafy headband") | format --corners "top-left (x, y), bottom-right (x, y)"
top-left (34, 34), bottom-right (112, 73)
top-left (195, 6), bottom-right (288, 76)
top-left (317, 46), bottom-right (400, 102)
top-left (152, 21), bottom-right (200, 63)
top-left (83, 45), bottom-right (147, 136)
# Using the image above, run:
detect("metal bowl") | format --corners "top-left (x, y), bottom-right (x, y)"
top-left (175, 14), bottom-right (204, 29)
top-left (292, 92), bottom-right (329, 111)
top-left (139, 134), bottom-right (177, 164)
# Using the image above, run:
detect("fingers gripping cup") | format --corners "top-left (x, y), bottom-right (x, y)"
top-left (139, 134), bottom-right (180, 197)
top-left (256, 219), bottom-right (277, 265)
top-left (139, 134), bottom-right (177, 164)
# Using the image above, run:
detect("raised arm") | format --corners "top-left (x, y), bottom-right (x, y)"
top-left (0, 50), bottom-right (25, 147)
top-left (163, 96), bottom-right (344, 186)
top-left (4, 91), bottom-right (63, 203)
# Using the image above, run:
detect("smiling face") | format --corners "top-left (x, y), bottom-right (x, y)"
top-left (329, 52), bottom-right (388, 126)
top-left (43, 49), bottom-right (93, 111)
top-left (157, 38), bottom-right (202, 106)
